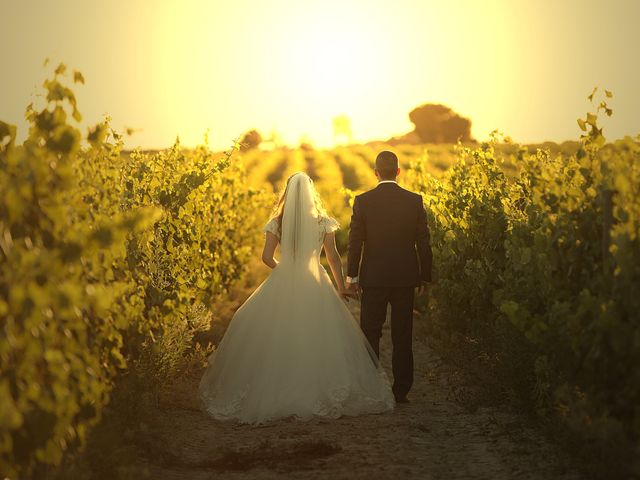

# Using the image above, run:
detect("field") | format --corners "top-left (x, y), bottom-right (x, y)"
top-left (235, 142), bottom-right (455, 249)
top-left (1, 68), bottom-right (639, 479)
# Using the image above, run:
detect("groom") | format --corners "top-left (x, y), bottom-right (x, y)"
top-left (346, 150), bottom-right (432, 403)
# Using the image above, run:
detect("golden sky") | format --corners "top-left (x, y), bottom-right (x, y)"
top-left (2, 0), bottom-right (639, 150)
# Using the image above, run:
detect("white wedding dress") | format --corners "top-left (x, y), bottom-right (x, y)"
top-left (198, 173), bottom-right (395, 424)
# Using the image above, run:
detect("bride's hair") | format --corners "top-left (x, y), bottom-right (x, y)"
top-left (270, 172), bottom-right (328, 236)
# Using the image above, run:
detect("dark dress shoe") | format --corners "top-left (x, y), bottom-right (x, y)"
top-left (395, 396), bottom-right (409, 404)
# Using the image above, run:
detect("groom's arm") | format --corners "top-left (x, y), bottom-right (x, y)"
top-left (416, 196), bottom-right (433, 283)
top-left (347, 195), bottom-right (365, 280)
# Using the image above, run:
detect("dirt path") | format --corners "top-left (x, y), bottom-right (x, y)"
top-left (129, 301), bottom-right (584, 480)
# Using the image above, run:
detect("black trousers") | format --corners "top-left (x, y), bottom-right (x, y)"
top-left (360, 286), bottom-right (414, 399)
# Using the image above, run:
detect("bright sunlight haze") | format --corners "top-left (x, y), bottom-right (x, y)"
top-left (2, 0), bottom-right (639, 150)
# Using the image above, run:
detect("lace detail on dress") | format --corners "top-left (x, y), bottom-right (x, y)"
top-left (319, 216), bottom-right (339, 234)
top-left (317, 216), bottom-right (339, 244)
top-left (200, 383), bottom-right (251, 421)
top-left (265, 216), bottom-right (337, 244)
top-left (311, 369), bottom-right (395, 420)
top-left (263, 217), bottom-right (280, 238)
top-left (201, 370), bottom-right (394, 425)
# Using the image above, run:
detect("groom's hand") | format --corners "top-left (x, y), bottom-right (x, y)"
top-left (345, 282), bottom-right (361, 300)
top-left (416, 281), bottom-right (430, 296)
top-left (339, 286), bottom-right (358, 302)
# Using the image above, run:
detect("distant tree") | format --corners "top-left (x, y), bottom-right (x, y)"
top-left (239, 129), bottom-right (262, 151)
top-left (408, 104), bottom-right (474, 143)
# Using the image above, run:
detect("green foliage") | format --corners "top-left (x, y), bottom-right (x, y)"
top-left (239, 129), bottom-right (263, 152)
top-left (0, 65), bottom-right (269, 478)
top-left (407, 91), bottom-right (640, 476)
top-left (121, 138), bottom-right (268, 383)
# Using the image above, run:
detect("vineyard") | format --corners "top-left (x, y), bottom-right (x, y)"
top-left (1, 67), bottom-right (639, 478)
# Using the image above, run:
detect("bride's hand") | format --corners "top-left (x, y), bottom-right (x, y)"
top-left (339, 287), bottom-right (358, 302)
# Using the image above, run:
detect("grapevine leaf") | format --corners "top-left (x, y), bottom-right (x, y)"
top-left (73, 71), bottom-right (85, 85)
top-left (577, 118), bottom-right (587, 131)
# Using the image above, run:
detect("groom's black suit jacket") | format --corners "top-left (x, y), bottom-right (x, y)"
top-left (347, 182), bottom-right (433, 287)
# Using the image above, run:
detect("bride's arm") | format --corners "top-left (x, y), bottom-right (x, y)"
top-left (323, 232), bottom-right (349, 296)
top-left (261, 231), bottom-right (279, 269)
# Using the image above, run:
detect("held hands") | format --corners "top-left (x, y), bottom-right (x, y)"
top-left (342, 282), bottom-right (361, 302)
top-left (339, 288), bottom-right (357, 302)
top-left (416, 280), bottom-right (430, 296)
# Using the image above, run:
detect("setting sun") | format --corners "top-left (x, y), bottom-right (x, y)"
top-left (273, 10), bottom-right (392, 109)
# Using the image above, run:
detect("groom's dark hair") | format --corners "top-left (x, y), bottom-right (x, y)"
top-left (375, 151), bottom-right (399, 179)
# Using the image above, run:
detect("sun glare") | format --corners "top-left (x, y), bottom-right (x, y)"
top-left (274, 9), bottom-right (393, 118)
top-left (2, 0), bottom-right (638, 150)
top-left (269, 4), bottom-right (410, 146)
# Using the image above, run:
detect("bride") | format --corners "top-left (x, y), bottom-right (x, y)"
top-left (198, 172), bottom-right (395, 424)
